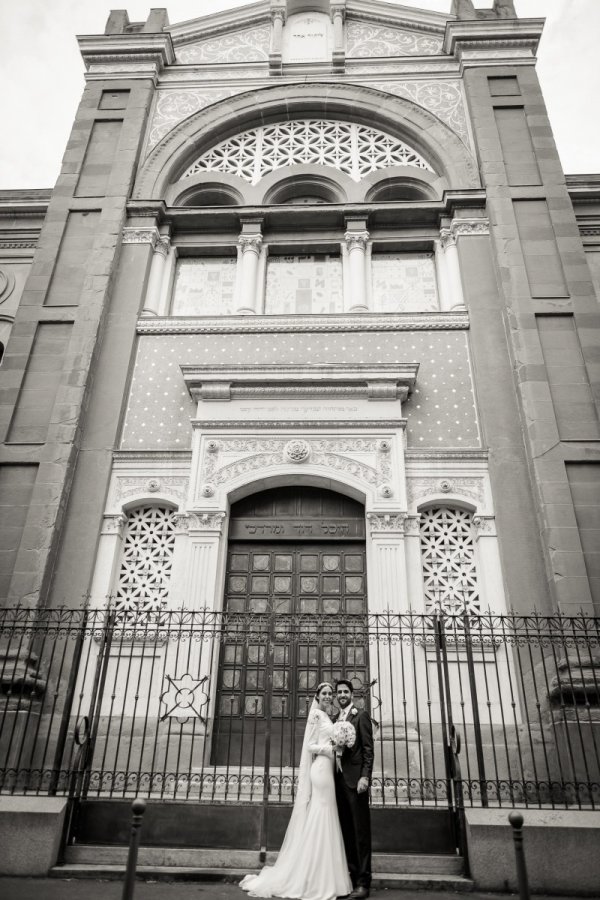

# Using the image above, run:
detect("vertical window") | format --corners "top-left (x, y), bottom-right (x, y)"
top-left (115, 506), bottom-right (176, 621)
top-left (171, 257), bottom-right (237, 315)
top-left (371, 253), bottom-right (438, 312)
top-left (419, 507), bottom-right (480, 617)
top-left (265, 254), bottom-right (343, 314)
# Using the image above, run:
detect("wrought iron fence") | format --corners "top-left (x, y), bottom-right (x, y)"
top-left (0, 606), bottom-right (599, 810)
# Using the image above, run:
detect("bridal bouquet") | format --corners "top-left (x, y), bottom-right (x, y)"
top-left (332, 721), bottom-right (356, 771)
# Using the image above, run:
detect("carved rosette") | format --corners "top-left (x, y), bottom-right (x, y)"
top-left (407, 476), bottom-right (484, 509)
top-left (197, 436), bottom-right (394, 499)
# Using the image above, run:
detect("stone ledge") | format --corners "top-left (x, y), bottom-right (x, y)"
top-left (0, 796), bottom-right (68, 876)
top-left (465, 807), bottom-right (600, 896)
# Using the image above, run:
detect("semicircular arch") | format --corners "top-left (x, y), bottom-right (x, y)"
top-left (135, 82), bottom-right (478, 200)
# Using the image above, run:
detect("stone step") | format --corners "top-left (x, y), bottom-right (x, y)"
top-left (64, 845), bottom-right (464, 875)
top-left (51, 864), bottom-right (473, 891)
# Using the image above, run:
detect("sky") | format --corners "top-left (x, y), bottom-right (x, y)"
top-left (1, 0), bottom-right (598, 190)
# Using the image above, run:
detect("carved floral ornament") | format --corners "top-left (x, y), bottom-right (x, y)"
top-left (113, 475), bottom-right (189, 505)
top-left (407, 476), bottom-right (485, 508)
top-left (198, 436), bottom-right (395, 500)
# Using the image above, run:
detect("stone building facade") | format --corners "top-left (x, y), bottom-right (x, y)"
top-left (0, 0), bottom-right (599, 885)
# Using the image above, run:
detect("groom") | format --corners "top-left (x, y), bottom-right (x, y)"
top-left (333, 679), bottom-right (374, 899)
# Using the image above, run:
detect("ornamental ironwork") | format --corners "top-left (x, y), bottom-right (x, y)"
top-left (419, 506), bottom-right (480, 617)
top-left (182, 119), bottom-right (434, 185)
top-left (114, 505), bottom-right (176, 621)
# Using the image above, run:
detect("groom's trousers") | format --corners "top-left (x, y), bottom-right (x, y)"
top-left (335, 774), bottom-right (372, 888)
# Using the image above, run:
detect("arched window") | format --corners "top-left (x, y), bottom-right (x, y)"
top-left (114, 505), bottom-right (177, 622)
top-left (419, 506), bottom-right (480, 617)
top-left (182, 120), bottom-right (434, 185)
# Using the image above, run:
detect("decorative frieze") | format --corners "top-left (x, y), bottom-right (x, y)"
top-left (346, 21), bottom-right (443, 57)
top-left (174, 512), bottom-right (226, 532)
top-left (114, 475), bottom-right (189, 505)
top-left (367, 512), bottom-right (408, 533)
top-left (137, 312), bottom-right (469, 336)
top-left (175, 24), bottom-right (271, 64)
top-left (407, 476), bottom-right (484, 508)
top-left (368, 79), bottom-right (469, 146)
top-left (122, 227), bottom-right (161, 249)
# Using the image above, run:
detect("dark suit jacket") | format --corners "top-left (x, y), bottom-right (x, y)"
top-left (334, 707), bottom-right (374, 790)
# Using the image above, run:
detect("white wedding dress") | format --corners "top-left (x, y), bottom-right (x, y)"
top-left (240, 705), bottom-right (352, 900)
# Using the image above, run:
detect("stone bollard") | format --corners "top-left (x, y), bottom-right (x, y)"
top-left (122, 798), bottom-right (147, 900)
top-left (508, 811), bottom-right (530, 900)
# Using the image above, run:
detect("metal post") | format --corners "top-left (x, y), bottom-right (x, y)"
top-left (508, 811), bottom-right (530, 900)
top-left (122, 798), bottom-right (147, 900)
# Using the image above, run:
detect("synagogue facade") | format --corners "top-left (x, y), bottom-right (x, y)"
top-left (0, 0), bottom-right (599, 886)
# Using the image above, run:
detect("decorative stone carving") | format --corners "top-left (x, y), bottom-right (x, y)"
top-left (154, 236), bottom-right (171, 258)
top-left (175, 25), bottom-right (271, 64)
top-left (407, 477), bottom-right (484, 508)
top-left (346, 21), bottom-right (443, 57)
top-left (114, 475), bottom-right (188, 504)
top-left (284, 439), bottom-right (311, 463)
top-left (344, 230), bottom-right (370, 252)
top-left (0, 268), bottom-right (16, 304)
top-left (403, 515), bottom-right (421, 536)
top-left (102, 513), bottom-right (127, 535)
top-left (367, 512), bottom-right (407, 533)
top-left (378, 440), bottom-right (391, 453)
top-left (439, 227), bottom-right (457, 251)
top-left (368, 80), bottom-right (469, 146)
top-left (379, 484), bottom-right (394, 498)
top-left (175, 512), bottom-right (226, 532)
top-left (137, 311), bottom-right (470, 335)
top-left (122, 227), bottom-right (160, 249)
top-left (439, 479), bottom-right (453, 493)
top-left (200, 483), bottom-right (216, 498)
top-left (206, 440), bottom-right (220, 453)
top-left (451, 218), bottom-right (490, 238)
top-left (418, 506), bottom-right (481, 617)
top-left (198, 437), bottom-right (384, 497)
top-left (147, 88), bottom-right (239, 150)
top-left (147, 479), bottom-right (160, 493)
top-left (238, 233), bottom-right (263, 253)
top-left (183, 120), bottom-right (433, 186)
top-left (473, 515), bottom-right (496, 536)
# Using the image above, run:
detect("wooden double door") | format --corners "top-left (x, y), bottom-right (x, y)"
top-left (212, 487), bottom-right (369, 767)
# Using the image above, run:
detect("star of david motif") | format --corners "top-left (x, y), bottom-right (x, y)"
top-left (160, 673), bottom-right (209, 724)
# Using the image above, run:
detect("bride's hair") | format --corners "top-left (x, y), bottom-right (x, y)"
top-left (315, 681), bottom-right (333, 698)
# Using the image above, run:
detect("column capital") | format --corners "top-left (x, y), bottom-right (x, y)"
top-left (122, 226), bottom-right (161, 249)
top-left (238, 233), bottom-right (263, 254)
top-left (175, 511), bottom-right (227, 534)
top-left (330, 1), bottom-right (346, 22)
top-left (439, 226), bottom-right (457, 250)
top-left (344, 230), bottom-right (370, 252)
top-left (367, 512), bottom-right (408, 534)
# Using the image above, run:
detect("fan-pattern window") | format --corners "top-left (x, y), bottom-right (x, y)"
top-left (419, 507), bottom-right (480, 617)
top-left (183, 120), bottom-right (434, 185)
top-left (115, 506), bottom-right (176, 622)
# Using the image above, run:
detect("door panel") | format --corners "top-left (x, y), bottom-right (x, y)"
top-left (212, 542), bottom-right (368, 766)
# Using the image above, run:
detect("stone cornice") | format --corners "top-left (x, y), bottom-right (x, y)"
top-left (443, 18), bottom-right (544, 59)
top-left (404, 449), bottom-right (488, 460)
top-left (168, 3), bottom-right (270, 46)
top-left (137, 311), bottom-right (469, 335)
top-left (78, 32), bottom-right (175, 72)
top-left (347, 0), bottom-right (449, 34)
top-left (193, 419), bottom-right (406, 430)
top-left (112, 450), bottom-right (192, 462)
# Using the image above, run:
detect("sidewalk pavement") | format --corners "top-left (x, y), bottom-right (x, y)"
top-left (0, 880), bottom-right (592, 900)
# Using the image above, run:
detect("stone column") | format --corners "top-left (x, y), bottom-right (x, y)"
top-left (439, 225), bottom-right (465, 310)
top-left (269, 2), bottom-right (286, 74)
top-left (366, 512), bottom-right (423, 802)
top-left (330, 1), bottom-right (346, 71)
top-left (236, 227), bottom-right (263, 315)
top-left (434, 238), bottom-right (452, 312)
top-left (344, 224), bottom-right (370, 312)
top-left (142, 230), bottom-right (171, 316)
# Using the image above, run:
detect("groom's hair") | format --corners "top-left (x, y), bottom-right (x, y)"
top-left (335, 679), bottom-right (354, 693)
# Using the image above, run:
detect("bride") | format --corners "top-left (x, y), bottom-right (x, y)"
top-left (240, 682), bottom-right (352, 900)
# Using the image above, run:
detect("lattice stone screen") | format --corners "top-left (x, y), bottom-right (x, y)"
top-left (115, 506), bottom-right (177, 620)
top-left (183, 120), bottom-right (434, 185)
top-left (419, 507), bottom-right (480, 617)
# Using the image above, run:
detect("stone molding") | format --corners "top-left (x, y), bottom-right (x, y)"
top-left (473, 514), bottom-right (497, 537)
top-left (78, 32), bottom-right (175, 73)
top-left (367, 512), bottom-right (408, 533)
top-left (137, 312), bottom-right (469, 335)
top-left (0, 269), bottom-right (16, 304)
top-left (0, 239), bottom-right (37, 250)
top-left (112, 450), bottom-right (192, 461)
top-left (443, 19), bottom-right (544, 59)
top-left (404, 449), bottom-right (488, 460)
top-left (197, 435), bottom-right (398, 502)
top-left (407, 476), bottom-right (485, 509)
top-left (451, 217), bottom-right (490, 237)
top-left (193, 419), bottom-right (406, 430)
top-left (113, 475), bottom-right (189, 505)
top-left (174, 511), bottom-right (226, 532)
top-left (122, 227), bottom-right (161, 249)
